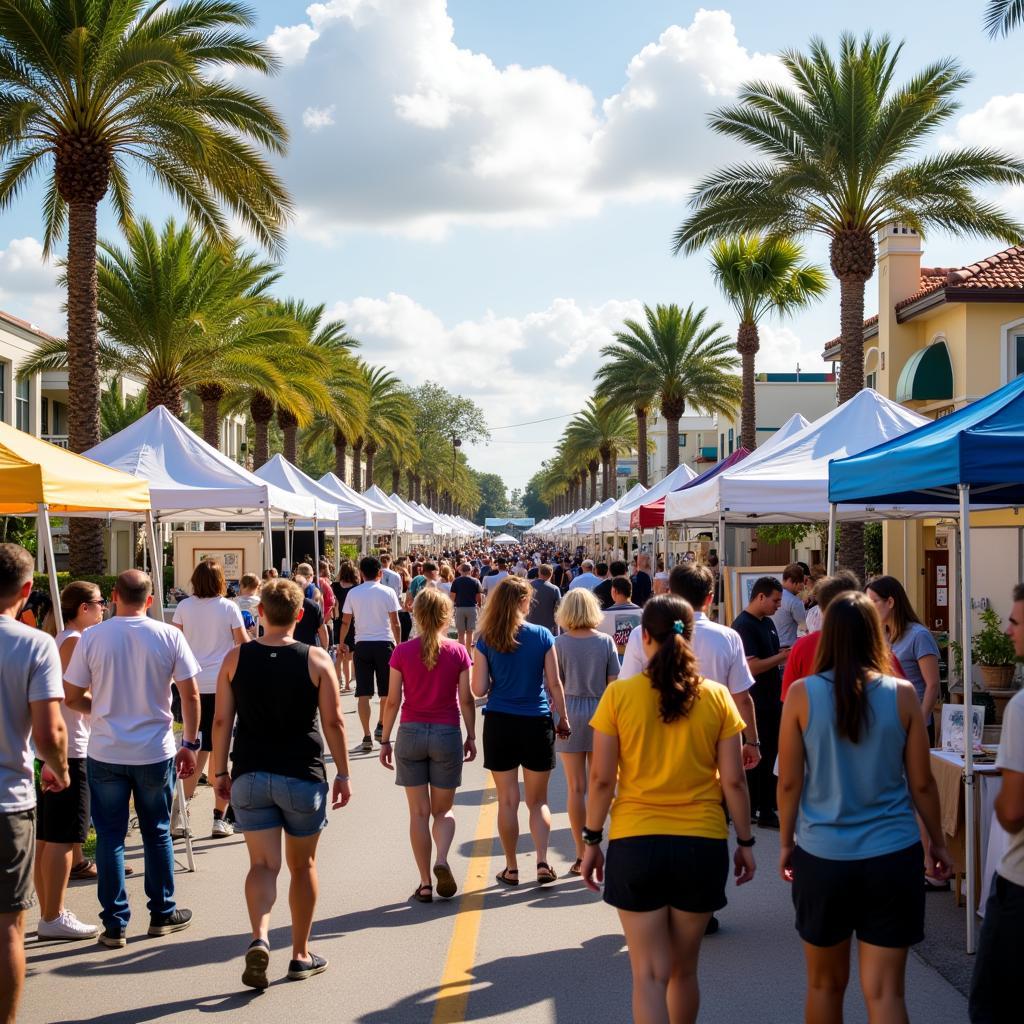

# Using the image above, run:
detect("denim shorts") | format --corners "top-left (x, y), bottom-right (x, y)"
top-left (395, 722), bottom-right (464, 789)
top-left (231, 772), bottom-right (329, 837)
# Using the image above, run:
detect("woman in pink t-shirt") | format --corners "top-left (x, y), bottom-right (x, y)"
top-left (380, 588), bottom-right (477, 903)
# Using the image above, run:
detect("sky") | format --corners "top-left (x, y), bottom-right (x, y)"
top-left (3, 1), bottom-right (1024, 493)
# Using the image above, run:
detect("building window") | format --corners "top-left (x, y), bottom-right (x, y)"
top-left (680, 433), bottom-right (687, 447)
top-left (52, 401), bottom-right (64, 435)
top-left (728, 428), bottom-right (734, 454)
top-left (0, 362), bottom-right (5, 421)
top-left (720, 432), bottom-right (725, 459)
top-left (1014, 334), bottom-right (1024, 378)
top-left (41, 397), bottom-right (48, 434)
top-left (865, 371), bottom-right (877, 389)
top-left (15, 377), bottom-right (30, 432)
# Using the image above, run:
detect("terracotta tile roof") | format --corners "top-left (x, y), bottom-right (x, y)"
top-left (0, 308), bottom-right (60, 343)
top-left (822, 314), bottom-right (879, 359)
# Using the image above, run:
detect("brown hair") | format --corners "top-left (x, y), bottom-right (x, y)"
top-left (641, 595), bottom-right (702, 723)
top-left (812, 591), bottom-right (890, 743)
top-left (61, 581), bottom-right (101, 626)
top-left (239, 573), bottom-right (260, 592)
top-left (812, 570), bottom-right (861, 616)
top-left (0, 543), bottom-right (33, 603)
top-left (864, 575), bottom-right (922, 644)
top-left (477, 575), bottom-right (530, 654)
top-left (191, 559), bottom-right (226, 599)
top-left (538, 563), bottom-right (552, 580)
top-left (783, 562), bottom-right (805, 584)
top-left (412, 588), bottom-right (453, 670)
top-left (337, 563), bottom-right (359, 586)
top-left (115, 570), bottom-right (152, 607)
top-left (260, 578), bottom-right (304, 627)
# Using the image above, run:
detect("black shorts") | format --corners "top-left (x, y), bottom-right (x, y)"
top-left (0, 809), bottom-right (35, 913)
top-left (198, 693), bottom-right (217, 752)
top-left (34, 757), bottom-right (90, 844)
top-left (604, 835), bottom-right (728, 913)
top-left (354, 641), bottom-right (394, 697)
top-left (791, 842), bottom-right (925, 948)
top-left (482, 711), bottom-right (555, 773)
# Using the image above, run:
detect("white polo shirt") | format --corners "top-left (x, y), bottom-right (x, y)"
top-left (380, 567), bottom-right (403, 601)
top-left (619, 611), bottom-right (754, 694)
top-left (341, 581), bottom-right (401, 643)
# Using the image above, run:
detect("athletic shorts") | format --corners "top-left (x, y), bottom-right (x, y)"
top-left (230, 772), bottom-right (329, 838)
top-left (603, 835), bottom-right (728, 914)
top-left (354, 641), bottom-right (394, 697)
top-left (791, 842), bottom-right (925, 948)
top-left (0, 810), bottom-right (35, 912)
top-left (395, 722), bottom-right (463, 789)
top-left (482, 711), bottom-right (555, 773)
top-left (198, 693), bottom-right (216, 752)
top-left (34, 757), bottom-right (90, 844)
top-left (453, 607), bottom-right (478, 633)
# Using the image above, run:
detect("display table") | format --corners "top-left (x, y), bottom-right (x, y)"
top-left (930, 750), bottom-right (1007, 912)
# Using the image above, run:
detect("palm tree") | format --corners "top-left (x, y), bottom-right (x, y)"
top-left (0, 0), bottom-right (290, 574)
top-left (985, 0), bottom-right (1024, 35)
top-left (99, 385), bottom-right (147, 440)
top-left (566, 399), bottom-right (638, 501)
top-left (593, 369), bottom-right (657, 487)
top-left (709, 236), bottom-right (827, 450)
top-left (598, 305), bottom-right (740, 474)
top-left (672, 33), bottom-right (1024, 572)
top-left (359, 367), bottom-right (414, 485)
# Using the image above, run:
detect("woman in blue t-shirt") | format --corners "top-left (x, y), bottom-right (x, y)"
top-left (472, 575), bottom-right (571, 886)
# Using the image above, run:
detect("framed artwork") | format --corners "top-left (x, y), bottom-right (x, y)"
top-left (725, 566), bottom-right (787, 624)
top-left (941, 703), bottom-right (985, 754)
top-left (172, 530), bottom-right (264, 593)
top-left (194, 548), bottom-right (244, 582)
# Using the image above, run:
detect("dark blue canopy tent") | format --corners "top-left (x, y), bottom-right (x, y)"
top-left (829, 372), bottom-right (1024, 952)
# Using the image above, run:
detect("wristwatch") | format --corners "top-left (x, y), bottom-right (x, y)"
top-left (736, 835), bottom-right (756, 848)
top-left (181, 734), bottom-right (202, 752)
top-left (743, 737), bottom-right (761, 747)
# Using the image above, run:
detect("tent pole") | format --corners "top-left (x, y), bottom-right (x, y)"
top-left (145, 511), bottom-right (165, 623)
top-left (334, 523), bottom-right (341, 577)
top-left (717, 513), bottom-right (726, 622)
top-left (263, 509), bottom-right (274, 574)
top-left (902, 518), bottom-right (909, 583)
top-left (958, 484), bottom-right (976, 954)
top-left (362, 527), bottom-right (367, 557)
top-left (827, 503), bottom-right (837, 575)
top-left (313, 517), bottom-right (320, 570)
top-left (37, 504), bottom-right (64, 633)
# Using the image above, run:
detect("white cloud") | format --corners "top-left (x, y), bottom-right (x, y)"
top-left (946, 94), bottom-right (1024, 156)
top-left (0, 236), bottom-right (63, 336)
top-left (254, 3), bottom-right (782, 239)
top-left (757, 323), bottom-right (831, 374)
top-left (302, 104), bottom-right (336, 131)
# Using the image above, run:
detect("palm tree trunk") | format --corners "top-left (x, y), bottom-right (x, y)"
top-left (737, 321), bottom-right (759, 451)
top-left (146, 379), bottom-right (183, 417)
top-left (365, 444), bottom-right (376, 484)
top-left (352, 440), bottom-right (363, 490)
top-left (635, 408), bottom-right (649, 486)
top-left (406, 469), bottom-right (415, 499)
top-left (66, 200), bottom-right (104, 575)
top-left (610, 452), bottom-right (618, 494)
top-left (665, 416), bottom-right (681, 472)
top-left (277, 409), bottom-right (298, 464)
top-left (250, 394), bottom-right (274, 469)
top-left (333, 431), bottom-right (347, 481)
top-left (414, 474), bottom-right (422, 503)
top-left (589, 461), bottom-right (599, 505)
top-left (392, 468), bottom-right (401, 493)
top-left (197, 384), bottom-right (225, 448)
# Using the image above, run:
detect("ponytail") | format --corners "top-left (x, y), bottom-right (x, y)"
top-left (412, 587), bottom-right (453, 670)
top-left (641, 595), bottom-right (702, 723)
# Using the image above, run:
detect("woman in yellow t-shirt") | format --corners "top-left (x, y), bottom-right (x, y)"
top-left (582, 595), bottom-right (756, 1024)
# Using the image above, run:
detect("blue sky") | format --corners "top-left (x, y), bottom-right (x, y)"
top-left (2, 2), bottom-right (1023, 491)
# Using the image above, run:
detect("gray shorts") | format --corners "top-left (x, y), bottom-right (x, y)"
top-left (0, 809), bottom-right (35, 913)
top-left (453, 606), bottom-right (477, 633)
top-left (395, 722), bottom-right (464, 789)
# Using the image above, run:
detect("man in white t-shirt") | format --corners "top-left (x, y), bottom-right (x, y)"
top-left (379, 554), bottom-right (403, 602)
top-left (481, 558), bottom-right (509, 602)
top-left (65, 570), bottom-right (201, 948)
top-left (568, 559), bottom-right (601, 591)
top-left (339, 556), bottom-right (401, 752)
top-left (0, 544), bottom-right (68, 1021)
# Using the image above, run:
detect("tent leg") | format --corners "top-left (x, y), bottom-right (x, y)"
top-left (827, 503), bottom-right (838, 575)
top-left (313, 518), bottom-right (320, 571)
top-left (958, 484), bottom-right (976, 954)
top-left (362, 527), bottom-right (367, 556)
top-left (145, 511), bottom-right (165, 624)
top-left (334, 523), bottom-right (341, 577)
top-left (263, 509), bottom-right (274, 573)
top-left (717, 514), bottom-right (726, 622)
top-left (903, 519), bottom-right (909, 584)
top-left (37, 504), bottom-right (64, 633)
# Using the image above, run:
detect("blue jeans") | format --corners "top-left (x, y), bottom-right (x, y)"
top-left (87, 758), bottom-right (177, 930)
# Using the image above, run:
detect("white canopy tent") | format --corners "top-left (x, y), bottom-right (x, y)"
top-left (317, 473), bottom-right (413, 539)
top-left (388, 493), bottom-right (442, 536)
top-left (551, 504), bottom-right (599, 535)
top-left (491, 533), bottom-right (518, 545)
top-left (364, 485), bottom-right (420, 535)
top-left (564, 498), bottom-right (618, 535)
top-left (627, 462), bottom-right (699, 511)
top-left (590, 482), bottom-right (649, 534)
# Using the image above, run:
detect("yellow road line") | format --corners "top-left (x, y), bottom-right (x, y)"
top-left (431, 774), bottom-right (498, 1024)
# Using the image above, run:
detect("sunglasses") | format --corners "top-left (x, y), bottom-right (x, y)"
top-left (87, 599), bottom-right (108, 608)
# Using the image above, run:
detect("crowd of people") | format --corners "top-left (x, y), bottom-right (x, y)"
top-left (1, 536), bottom-right (1023, 1023)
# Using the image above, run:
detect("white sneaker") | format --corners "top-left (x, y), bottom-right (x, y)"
top-left (170, 796), bottom-right (191, 839)
top-left (211, 817), bottom-right (234, 838)
top-left (37, 909), bottom-right (99, 941)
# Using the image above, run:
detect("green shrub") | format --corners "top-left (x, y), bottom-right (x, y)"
top-left (33, 565), bottom-right (175, 600)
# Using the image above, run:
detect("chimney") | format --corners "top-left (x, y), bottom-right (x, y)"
top-left (877, 223), bottom-right (923, 306)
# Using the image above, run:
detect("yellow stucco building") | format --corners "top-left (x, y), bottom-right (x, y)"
top-left (823, 225), bottom-right (1024, 631)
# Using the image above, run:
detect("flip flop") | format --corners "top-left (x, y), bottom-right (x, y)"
top-left (537, 862), bottom-right (558, 885)
top-left (495, 867), bottom-right (519, 887)
top-left (69, 859), bottom-right (97, 880)
top-left (433, 864), bottom-right (457, 899)
top-left (568, 859), bottom-right (583, 876)
top-left (411, 884), bottom-right (433, 903)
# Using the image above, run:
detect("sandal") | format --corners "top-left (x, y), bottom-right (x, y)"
top-left (569, 858), bottom-right (583, 877)
top-left (495, 867), bottom-right (519, 887)
top-left (433, 863), bottom-right (457, 899)
top-left (537, 862), bottom-right (558, 885)
top-left (411, 883), bottom-right (433, 903)
top-left (69, 859), bottom-right (97, 880)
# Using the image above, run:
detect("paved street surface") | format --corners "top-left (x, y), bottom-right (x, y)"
top-left (22, 698), bottom-right (969, 1023)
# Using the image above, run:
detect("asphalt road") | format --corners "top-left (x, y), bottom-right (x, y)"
top-left (21, 696), bottom-right (970, 1023)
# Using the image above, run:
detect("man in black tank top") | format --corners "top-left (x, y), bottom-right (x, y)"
top-left (211, 578), bottom-right (352, 989)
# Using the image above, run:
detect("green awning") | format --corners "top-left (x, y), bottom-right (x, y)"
top-left (896, 340), bottom-right (953, 402)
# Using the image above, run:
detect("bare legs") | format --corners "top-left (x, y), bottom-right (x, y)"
top-left (492, 768), bottom-right (553, 874)
top-left (404, 786), bottom-right (457, 887)
top-left (802, 939), bottom-right (910, 1024)
top-left (559, 751), bottom-right (589, 860)
top-left (0, 912), bottom-right (25, 1024)
top-left (242, 828), bottom-right (322, 962)
top-left (618, 906), bottom-right (708, 1024)
top-left (335, 651), bottom-right (353, 691)
top-left (33, 841), bottom-right (73, 921)
top-left (357, 697), bottom-right (373, 740)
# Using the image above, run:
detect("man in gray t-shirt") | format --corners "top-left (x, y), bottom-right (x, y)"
top-left (527, 565), bottom-right (562, 632)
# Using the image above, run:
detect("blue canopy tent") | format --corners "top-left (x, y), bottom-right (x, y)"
top-left (829, 372), bottom-right (1024, 952)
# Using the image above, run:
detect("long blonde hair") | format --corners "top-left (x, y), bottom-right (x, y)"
top-left (413, 587), bottom-right (453, 670)
top-left (477, 575), bottom-right (530, 654)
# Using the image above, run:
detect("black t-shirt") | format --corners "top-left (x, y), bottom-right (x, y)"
top-left (293, 597), bottom-right (324, 646)
top-left (630, 571), bottom-right (652, 607)
top-left (527, 567), bottom-right (539, 580)
top-left (731, 610), bottom-right (782, 693)
top-left (450, 574), bottom-right (482, 608)
top-left (592, 579), bottom-right (615, 610)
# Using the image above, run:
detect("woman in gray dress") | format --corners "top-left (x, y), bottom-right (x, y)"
top-left (554, 589), bottom-right (620, 874)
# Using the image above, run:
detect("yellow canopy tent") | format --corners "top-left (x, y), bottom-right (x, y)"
top-left (0, 420), bottom-right (153, 631)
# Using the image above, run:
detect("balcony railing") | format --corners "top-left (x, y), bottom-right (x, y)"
top-left (42, 434), bottom-right (69, 449)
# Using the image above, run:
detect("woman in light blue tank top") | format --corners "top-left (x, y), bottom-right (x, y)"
top-left (777, 592), bottom-right (953, 1024)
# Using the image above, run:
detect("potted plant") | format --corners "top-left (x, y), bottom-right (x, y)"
top-left (973, 608), bottom-right (1017, 689)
